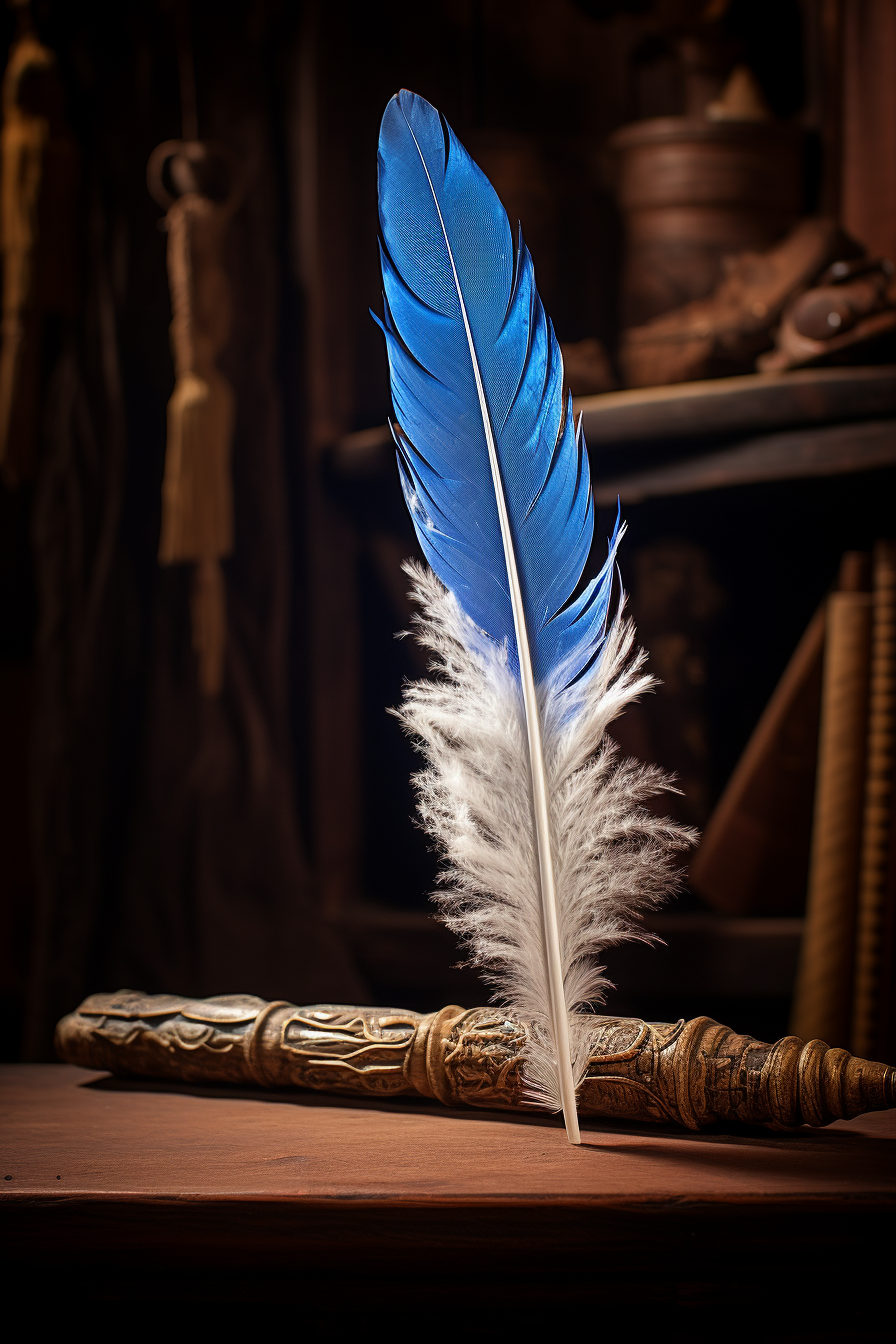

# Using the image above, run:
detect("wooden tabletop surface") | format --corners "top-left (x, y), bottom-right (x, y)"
top-left (3, 1064), bottom-right (894, 1318)
top-left (3, 1064), bottom-right (895, 1205)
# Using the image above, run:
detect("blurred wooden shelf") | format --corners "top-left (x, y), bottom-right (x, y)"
top-left (329, 367), bottom-right (896, 498)
top-left (577, 365), bottom-right (896, 446)
top-left (592, 417), bottom-right (896, 504)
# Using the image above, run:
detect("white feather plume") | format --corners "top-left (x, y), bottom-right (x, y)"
top-left (394, 561), bottom-right (697, 1110)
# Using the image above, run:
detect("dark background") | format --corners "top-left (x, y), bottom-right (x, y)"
top-left (0, 0), bottom-right (892, 1058)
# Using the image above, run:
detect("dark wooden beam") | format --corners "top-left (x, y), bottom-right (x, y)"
top-left (578, 366), bottom-right (896, 446)
top-left (592, 418), bottom-right (896, 505)
top-left (329, 370), bottom-right (896, 485)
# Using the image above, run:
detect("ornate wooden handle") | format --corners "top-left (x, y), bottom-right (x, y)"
top-left (56, 990), bottom-right (895, 1131)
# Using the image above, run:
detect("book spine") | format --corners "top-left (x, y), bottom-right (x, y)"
top-left (851, 541), bottom-right (896, 1058)
top-left (689, 602), bottom-right (825, 915)
top-left (791, 562), bottom-right (872, 1045)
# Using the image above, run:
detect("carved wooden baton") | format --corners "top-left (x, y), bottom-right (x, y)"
top-left (57, 994), bottom-right (896, 1128)
top-left (56, 990), bottom-right (895, 1131)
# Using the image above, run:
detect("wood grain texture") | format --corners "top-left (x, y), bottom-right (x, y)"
top-left (2, 1064), bottom-right (894, 1203)
top-left (2, 1064), bottom-right (893, 1320)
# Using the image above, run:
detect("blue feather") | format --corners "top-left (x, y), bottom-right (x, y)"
top-left (375, 90), bottom-right (635, 1145)
top-left (375, 90), bottom-right (619, 689)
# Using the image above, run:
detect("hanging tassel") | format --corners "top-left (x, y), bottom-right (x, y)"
top-left (150, 143), bottom-right (237, 697)
top-left (0, 9), bottom-right (78, 485)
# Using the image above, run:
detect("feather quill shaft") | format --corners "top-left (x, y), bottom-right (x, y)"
top-left (401, 117), bottom-right (580, 1141)
top-left (376, 91), bottom-right (694, 1143)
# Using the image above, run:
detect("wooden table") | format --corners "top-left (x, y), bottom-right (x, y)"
top-left (3, 1065), bottom-right (894, 1329)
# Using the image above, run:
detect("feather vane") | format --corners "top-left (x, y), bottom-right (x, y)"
top-left (377, 92), bottom-right (612, 687)
top-left (376, 91), bottom-right (694, 1143)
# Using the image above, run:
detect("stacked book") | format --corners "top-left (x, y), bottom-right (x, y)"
top-left (692, 543), bottom-right (896, 1060)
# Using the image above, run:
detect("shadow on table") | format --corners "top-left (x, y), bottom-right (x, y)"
top-left (83, 1073), bottom-right (895, 1164)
